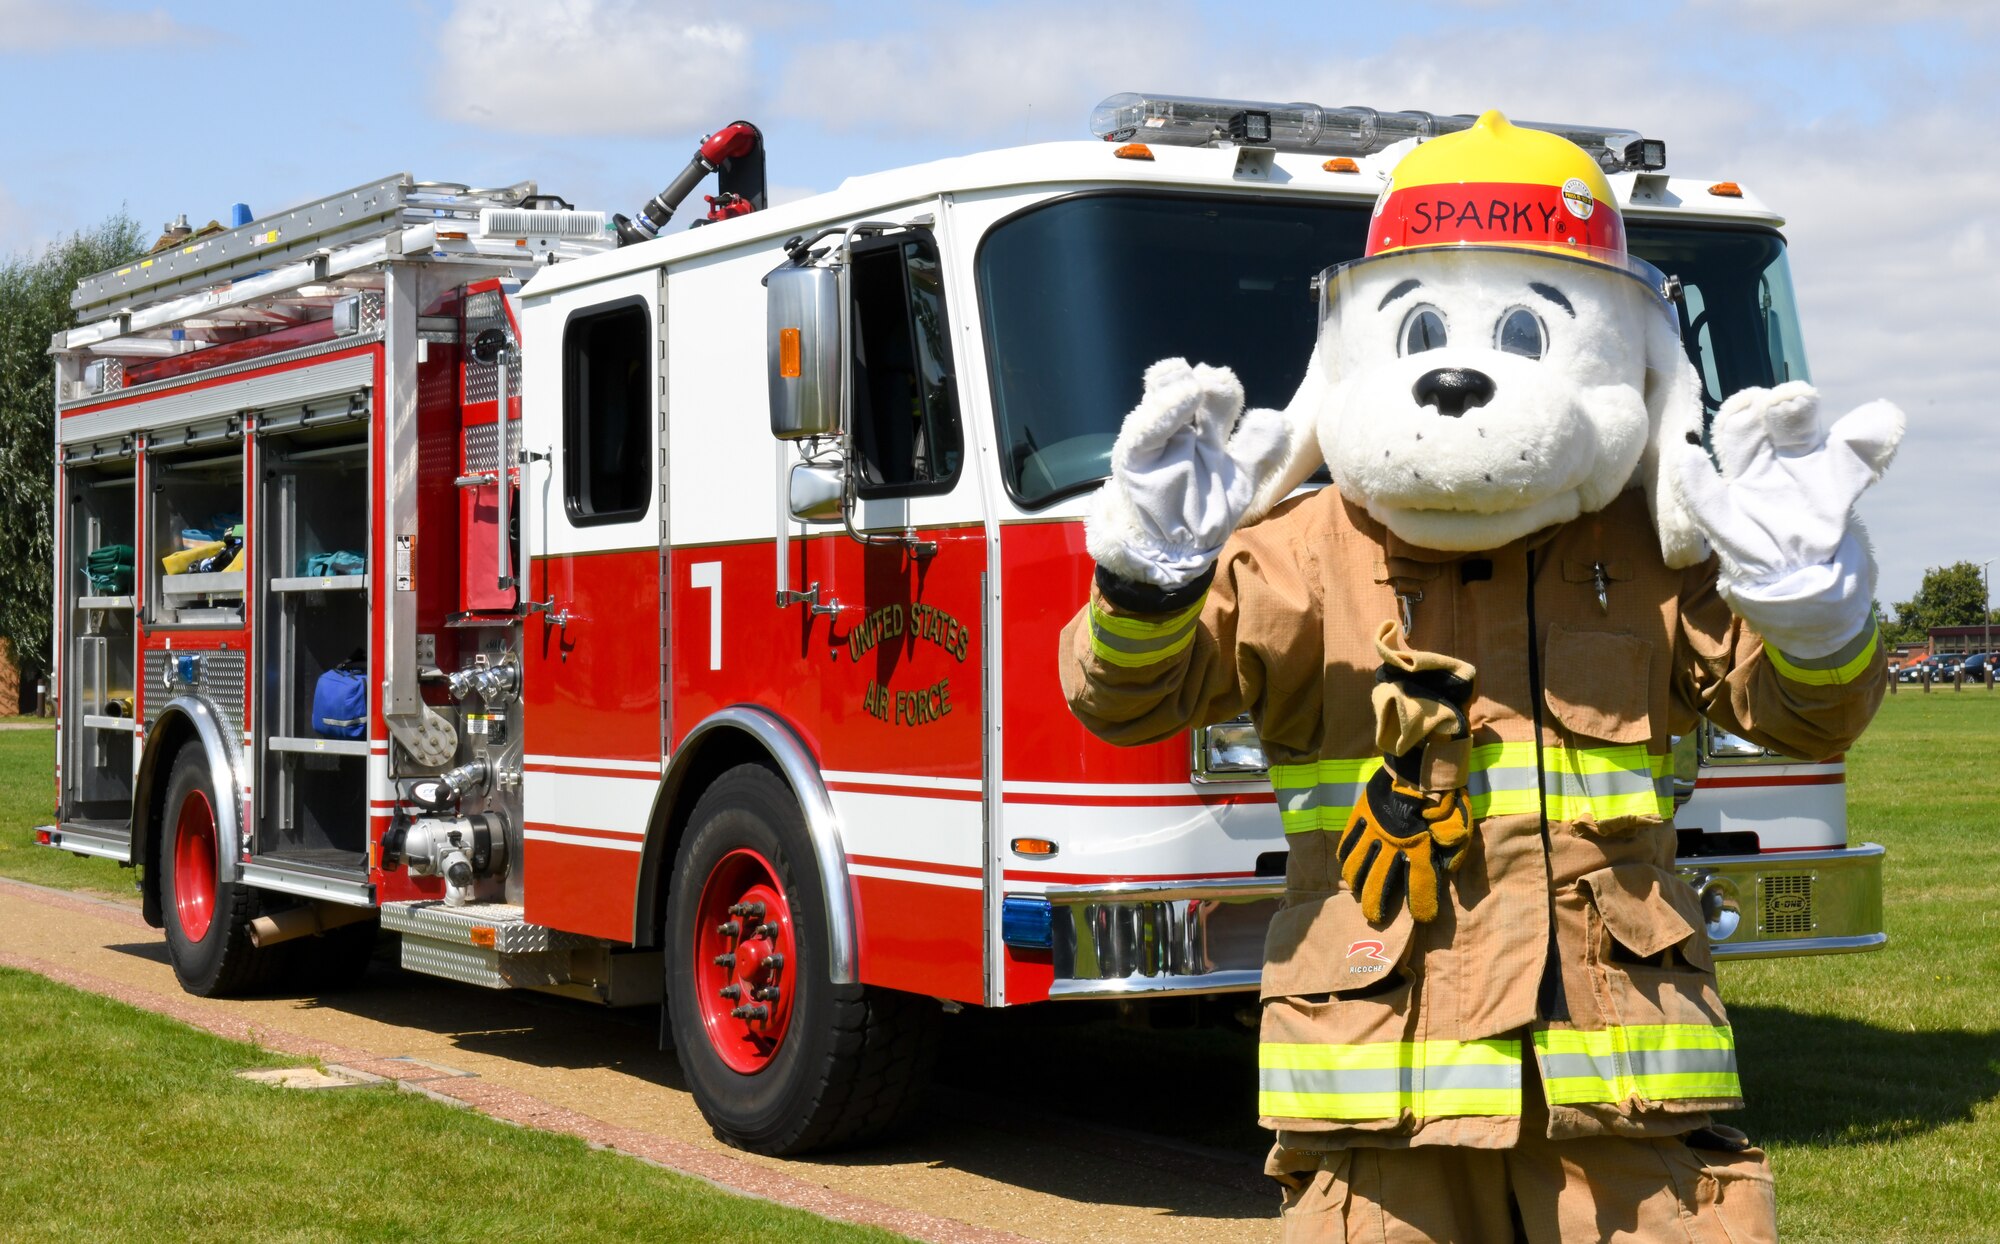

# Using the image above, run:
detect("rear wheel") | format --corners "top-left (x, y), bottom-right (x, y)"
top-left (160, 746), bottom-right (286, 996)
top-left (666, 763), bottom-right (938, 1154)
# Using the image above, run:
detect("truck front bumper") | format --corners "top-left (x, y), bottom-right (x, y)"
top-left (1044, 843), bottom-right (1885, 999)
top-left (1677, 843), bottom-right (1886, 959)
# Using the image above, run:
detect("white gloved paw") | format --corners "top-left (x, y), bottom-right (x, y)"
top-left (1086, 358), bottom-right (1290, 589)
top-left (1673, 383), bottom-right (1905, 658)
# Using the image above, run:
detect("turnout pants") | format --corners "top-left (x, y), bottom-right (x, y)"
top-left (1267, 1127), bottom-right (1776, 1244)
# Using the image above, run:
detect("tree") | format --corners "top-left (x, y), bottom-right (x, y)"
top-left (1891, 562), bottom-right (1992, 638)
top-left (0, 215), bottom-right (146, 670)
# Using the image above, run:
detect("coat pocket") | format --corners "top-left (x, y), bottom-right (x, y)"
top-left (1580, 861), bottom-right (1712, 973)
top-left (1260, 892), bottom-right (1416, 1000)
top-left (1542, 624), bottom-right (1653, 746)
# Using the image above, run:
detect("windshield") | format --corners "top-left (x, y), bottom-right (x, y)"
top-left (977, 194), bottom-right (1369, 507)
top-left (1626, 223), bottom-right (1809, 416)
top-left (976, 192), bottom-right (1807, 508)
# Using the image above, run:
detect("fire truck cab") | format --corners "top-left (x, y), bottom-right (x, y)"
top-left (42, 95), bottom-right (1883, 1155)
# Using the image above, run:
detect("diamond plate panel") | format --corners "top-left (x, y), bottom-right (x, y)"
top-left (398, 936), bottom-right (567, 989)
top-left (462, 288), bottom-right (521, 405)
top-left (462, 420), bottom-right (521, 476)
top-left (381, 899), bottom-right (588, 954)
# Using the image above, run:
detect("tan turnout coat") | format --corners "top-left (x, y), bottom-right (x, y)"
top-left (1061, 486), bottom-right (1886, 1151)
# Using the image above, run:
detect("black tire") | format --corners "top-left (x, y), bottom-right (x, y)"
top-left (160, 745), bottom-right (288, 996)
top-left (665, 763), bottom-right (939, 1155)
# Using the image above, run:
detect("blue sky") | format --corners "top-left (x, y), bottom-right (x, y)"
top-left (4, 0), bottom-right (1993, 613)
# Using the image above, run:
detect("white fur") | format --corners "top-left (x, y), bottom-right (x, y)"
top-left (1308, 250), bottom-right (1691, 555)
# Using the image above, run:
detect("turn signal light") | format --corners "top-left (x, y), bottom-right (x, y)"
top-left (778, 328), bottom-right (802, 378)
top-left (1708, 182), bottom-right (1743, 198)
top-left (1113, 143), bottom-right (1155, 161)
top-left (1010, 837), bottom-right (1058, 857)
top-left (1323, 157), bottom-right (1360, 173)
top-left (34, 828), bottom-right (51, 845)
top-left (470, 926), bottom-right (496, 949)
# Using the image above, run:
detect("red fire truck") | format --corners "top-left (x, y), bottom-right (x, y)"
top-left (40, 94), bottom-right (1883, 1155)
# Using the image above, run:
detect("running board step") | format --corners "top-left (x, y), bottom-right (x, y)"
top-left (382, 900), bottom-right (592, 990)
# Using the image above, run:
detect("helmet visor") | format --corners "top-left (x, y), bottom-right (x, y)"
top-left (1318, 243), bottom-right (1679, 339)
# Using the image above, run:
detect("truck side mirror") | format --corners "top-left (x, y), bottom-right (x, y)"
top-left (766, 264), bottom-right (842, 441)
top-left (788, 461), bottom-right (843, 523)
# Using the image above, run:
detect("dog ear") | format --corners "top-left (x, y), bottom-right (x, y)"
top-left (1637, 303), bottom-right (1709, 569)
top-left (1241, 340), bottom-right (1333, 524)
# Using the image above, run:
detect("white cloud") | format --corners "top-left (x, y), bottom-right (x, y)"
top-left (433, 0), bottom-right (755, 136)
top-left (772, 4), bottom-right (1200, 140)
top-left (0, 0), bottom-right (196, 49)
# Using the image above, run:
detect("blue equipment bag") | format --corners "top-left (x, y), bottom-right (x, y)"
top-left (311, 661), bottom-right (368, 740)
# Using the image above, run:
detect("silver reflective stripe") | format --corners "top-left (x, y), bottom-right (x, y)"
top-left (1274, 778), bottom-right (1371, 815)
top-left (1259, 1060), bottom-right (1522, 1098)
top-left (1540, 1045), bottom-right (1739, 1083)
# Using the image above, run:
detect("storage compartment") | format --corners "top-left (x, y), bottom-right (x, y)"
top-left (62, 460), bottom-right (140, 821)
top-left (255, 427), bottom-right (372, 868)
top-left (148, 445), bottom-right (246, 627)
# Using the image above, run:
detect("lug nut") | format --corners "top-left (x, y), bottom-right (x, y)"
top-left (719, 984), bottom-right (742, 1000)
top-left (728, 1004), bottom-right (770, 1022)
top-left (716, 920), bottom-right (740, 938)
top-left (755, 923), bottom-right (778, 939)
top-left (712, 953), bottom-right (735, 968)
top-left (753, 986), bottom-right (781, 1002)
top-left (764, 952), bottom-right (784, 973)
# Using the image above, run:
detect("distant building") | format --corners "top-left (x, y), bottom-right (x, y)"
top-left (1927, 625), bottom-right (1997, 657)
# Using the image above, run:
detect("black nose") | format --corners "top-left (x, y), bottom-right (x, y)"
top-left (1413, 367), bottom-right (1496, 417)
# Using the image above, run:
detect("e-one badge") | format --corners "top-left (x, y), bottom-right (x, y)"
top-left (1560, 177), bottom-right (1594, 220)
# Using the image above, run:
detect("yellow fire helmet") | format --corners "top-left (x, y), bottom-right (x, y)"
top-left (1326, 109), bottom-right (1674, 317)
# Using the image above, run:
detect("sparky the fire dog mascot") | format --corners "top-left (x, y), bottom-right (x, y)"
top-left (1061, 113), bottom-right (1900, 1240)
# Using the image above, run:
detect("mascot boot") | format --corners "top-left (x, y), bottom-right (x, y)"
top-left (1062, 111), bottom-right (1901, 1242)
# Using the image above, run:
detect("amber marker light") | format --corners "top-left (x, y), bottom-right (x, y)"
top-left (778, 327), bottom-right (802, 378)
top-left (1708, 182), bottom-right (1744, 197)
top-left (1010, 837), bottom-right (1059, 857)
top-left (1113, 143), bottom-right (1155, 161)
top-left (1323, 157), bottom-right (1360, 173)
top-left (470, 926), bottom-right (497, 949)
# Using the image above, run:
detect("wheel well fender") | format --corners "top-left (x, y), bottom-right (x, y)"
top-left (132, 697), bottom-right (246, 929)
top-left (632, 707), bottom-right (856, 984)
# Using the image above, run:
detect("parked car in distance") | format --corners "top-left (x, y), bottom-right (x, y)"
top-left (1959, 653), bottom-right (1992, 683)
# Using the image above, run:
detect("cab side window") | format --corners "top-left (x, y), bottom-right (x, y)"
top-left (563, 300), bottom-right (652, 525)
top-left (848, 235), bottom-right (962, 496)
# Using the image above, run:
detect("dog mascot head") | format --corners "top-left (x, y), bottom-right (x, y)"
top-left (1257, 112), bottom-right (1707, 567)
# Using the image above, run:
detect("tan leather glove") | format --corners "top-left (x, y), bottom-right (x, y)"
top-left (1335, 622), bottom-right (1477, 923)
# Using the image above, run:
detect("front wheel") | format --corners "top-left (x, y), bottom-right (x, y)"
top-left (665, 764), bottom-right (938, 1155)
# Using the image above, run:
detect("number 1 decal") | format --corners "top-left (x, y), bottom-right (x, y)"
top-left (690, 561), bottom-right (723, 670)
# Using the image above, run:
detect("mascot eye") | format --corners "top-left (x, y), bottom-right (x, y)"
top-left (1401, 306), bottom-right (1447, 356)
top-left (1496, 308), bottom-right (1546, 359)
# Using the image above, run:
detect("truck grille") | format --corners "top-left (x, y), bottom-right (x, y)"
top-left (1761, 873), bottom-right (1815, 936)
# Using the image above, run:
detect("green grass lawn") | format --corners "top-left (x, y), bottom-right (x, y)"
top-left (0, 728), bottom-right (128, 895)
top-left (0, 967), bottom-right (905, 1243)
top-left (1723, 689), bottom-right (2000, 1242)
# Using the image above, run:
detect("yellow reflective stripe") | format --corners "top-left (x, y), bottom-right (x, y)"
top-left (1087, 597), bottom-right (1204, 639)
top-left (1269, 743), bottom-right (1673, 833)
top-left (1086, 598), bottom-right (1203, 668)
top-left (1262, 1039), bottom-right (1522, 1070)
top-left (1766, 621), bottom-right (1880, 686)
top-left (1533, 1025), bottom-right (1741, 1106)
top-left (1258, 1038), bottom-right (1523, 1120)
top-left (1259, 1088), bottom-right (1523, 1119)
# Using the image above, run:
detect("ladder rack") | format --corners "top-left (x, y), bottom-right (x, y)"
top-left (59, 173), bottom-right (613, 365)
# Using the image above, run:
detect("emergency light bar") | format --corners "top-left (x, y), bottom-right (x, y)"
top-left (1091, 93), bottom-right (1667, 173)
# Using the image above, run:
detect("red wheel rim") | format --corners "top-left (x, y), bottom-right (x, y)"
top-left (692, 848), bottom-right (797, 1073)
top-left (172, 788), bottom-right (219, 943)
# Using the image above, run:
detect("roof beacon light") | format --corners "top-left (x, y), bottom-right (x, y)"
top-left (1090, 92), bottom-right (1666, 174)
